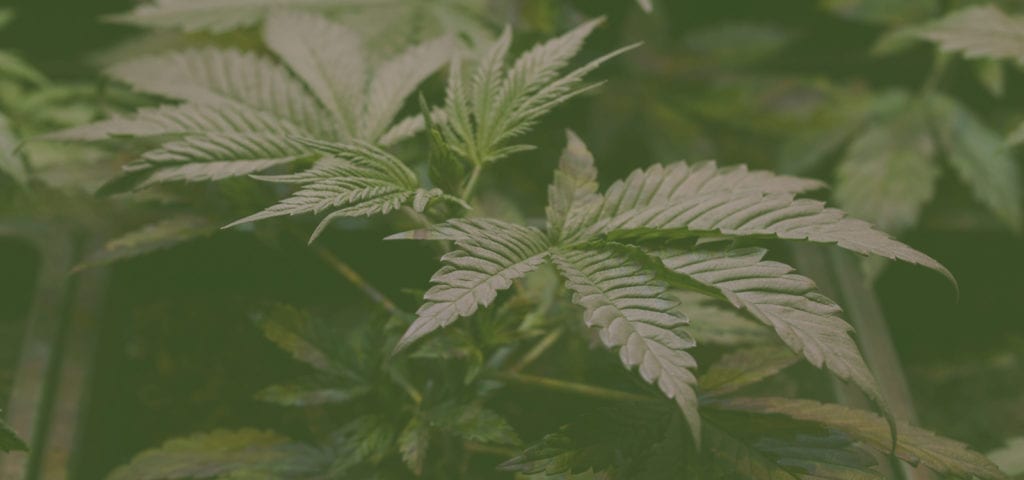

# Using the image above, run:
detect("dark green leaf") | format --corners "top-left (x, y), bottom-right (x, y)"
top-left (0, 412), bottom-right (27, 453)
top-left (714, 397), bottom-right (1007, 479)
top-left (699, 346), bottom-right (799, 397)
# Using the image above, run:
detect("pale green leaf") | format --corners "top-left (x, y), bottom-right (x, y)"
top-left (0, 50), bottom-right (48, 86)
top-left (45, 103), bottom-right (306, 142)
top-left (834, 102), bottom-right (940, 236)
top-left (988, 437), bottom-right (1024, 476)
top-left (916, 5), bottom-right (1024, 63)
top-left (262, 11), bottom-right (366, 137)
top-left (398, 416), bottom-right (430, 475)
top-left (715, 397), bottom-right (1007, 480)
top-left (106, 0), bottom-right (492, 53)
top-left (361, 35), bottom-right (454, 141)
top-left (107, 429), bottom-right (329, 480)
top-left (107, 48), bottom-right (332, 136)
top-left (428, 403), bottom-right (520, 446)
top-left (546, 130), bottom-right (600, 243)
top-left (106, 0), bottom-right (348, 33)
top-left (821, 0), bottom-right (938, 26)
top-left (552, 247), bottom-right (700, 445)
top-left (654, 247), bottom-right (887, 409)
top-left (128, 133), bottom-right (311, 187)
top-left (592, 186), bottom-right (953, 285)
top-left (927, 94), bottom-right (1023, 232)
top-left (394, 219), bottom-right (550, 351)
top-left (442, 19), bottom-right (635, 165)
top-left (579, 160), bottom-right (824, 244)
top-left (226, 141), bottom-right (424, 240)
top-left (74, 214), bottom-right (218, 272)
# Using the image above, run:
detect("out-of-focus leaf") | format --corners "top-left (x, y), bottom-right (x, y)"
top-left (714, 397), bottom-right (1007, 479)
top-left (1007, 120), bottom-right (1024, 147)
top-left (835, 101), bottom-right (939, 236)
top-left (0, 411), bottom-right (28, 452)
top-left (821, 0), bottom-right (938, 26)
top-left (778, 88), bottom-right (905, 176)
top-left (0, 111), bottom-right (28, 184)
top-left (976, 59), bottom-right (1006, 97)
top-left (421, 94), bottom-right (465, 196)
top-left (428, 403), bottom-right (520, 446)
top-left (255, 377), bottom-right (370, 406)
top-left (927, 94), bottom-right (1023, 232)
top-left (871, 25), bottom-right (926, 57)
top-left (502, 406), bottom-right (672, 476)
top-left (0, 51), bottom-right (48, 86)
top-left (683, 23), bottom-right (793, 67)
top-left (705, 419), bottom-right (883, 480)
top-left (636, 0), bottom-right (653, 13)
top-left (699, 346), bottom-right (799, 397)
top-left (74, 214), bottom-right (218, 272)
top-left (0, 9), bottom-right (13, 30)
top-left (916, 5), bottom-right (1024, 63)
top-left (329, 415), bottom-right (398, 472)
top-left (988, 437), bottom-right (1024, 476)
top-left (107, 429), bottom-right (330, 480)
top-left (689, 77), bottom-right (840, 136)
top-left (254, 305), bottom-right (344, 375)
top-left (398, 415), bottom-right (430, 475)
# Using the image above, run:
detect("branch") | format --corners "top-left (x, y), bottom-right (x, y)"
top-left (312, 245), bottom-right (402, 317)
top-left (493, 371), bottom-right (661, 405)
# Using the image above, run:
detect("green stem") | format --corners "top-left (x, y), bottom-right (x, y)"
top-left (312, 245), bottom-right (402, 317)
top-left (493, 371), bottom-right (660, 404)
top-left (508, 328), bottom-right (563, 373)
top-left (460, 164), bottom-right (483, 202)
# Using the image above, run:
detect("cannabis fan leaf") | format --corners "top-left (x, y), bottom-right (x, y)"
top-left (389, 131), bottom-right (954, 443)
top-left (107, 0), bottom-right (493, 53)
top-left (49, 11), bottom-right (453, 191)
top-left (438, 18), bottom-right (639, 166)
top-left (226, 19), bottom-right (628, 239)
top-left (225, 139), bottom-right (466, 241)
top-left (915, 5), bottom-right (1024, 64)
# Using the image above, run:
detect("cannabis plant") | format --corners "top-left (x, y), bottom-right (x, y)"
top-left (30, 2), bottom-right (1013, 479)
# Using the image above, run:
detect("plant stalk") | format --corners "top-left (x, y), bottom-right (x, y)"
top-left (461, 164), bottom-right (483, 202)
top-left (494, 371), bottom-right (660, 404)
top-left (508, 328), bottom-right (564, 373)
top-left (313, 245), bottom-right (402, 316)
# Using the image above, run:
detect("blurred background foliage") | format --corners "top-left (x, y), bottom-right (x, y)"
top-left (1, 0), bottom-right (1023, 478)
